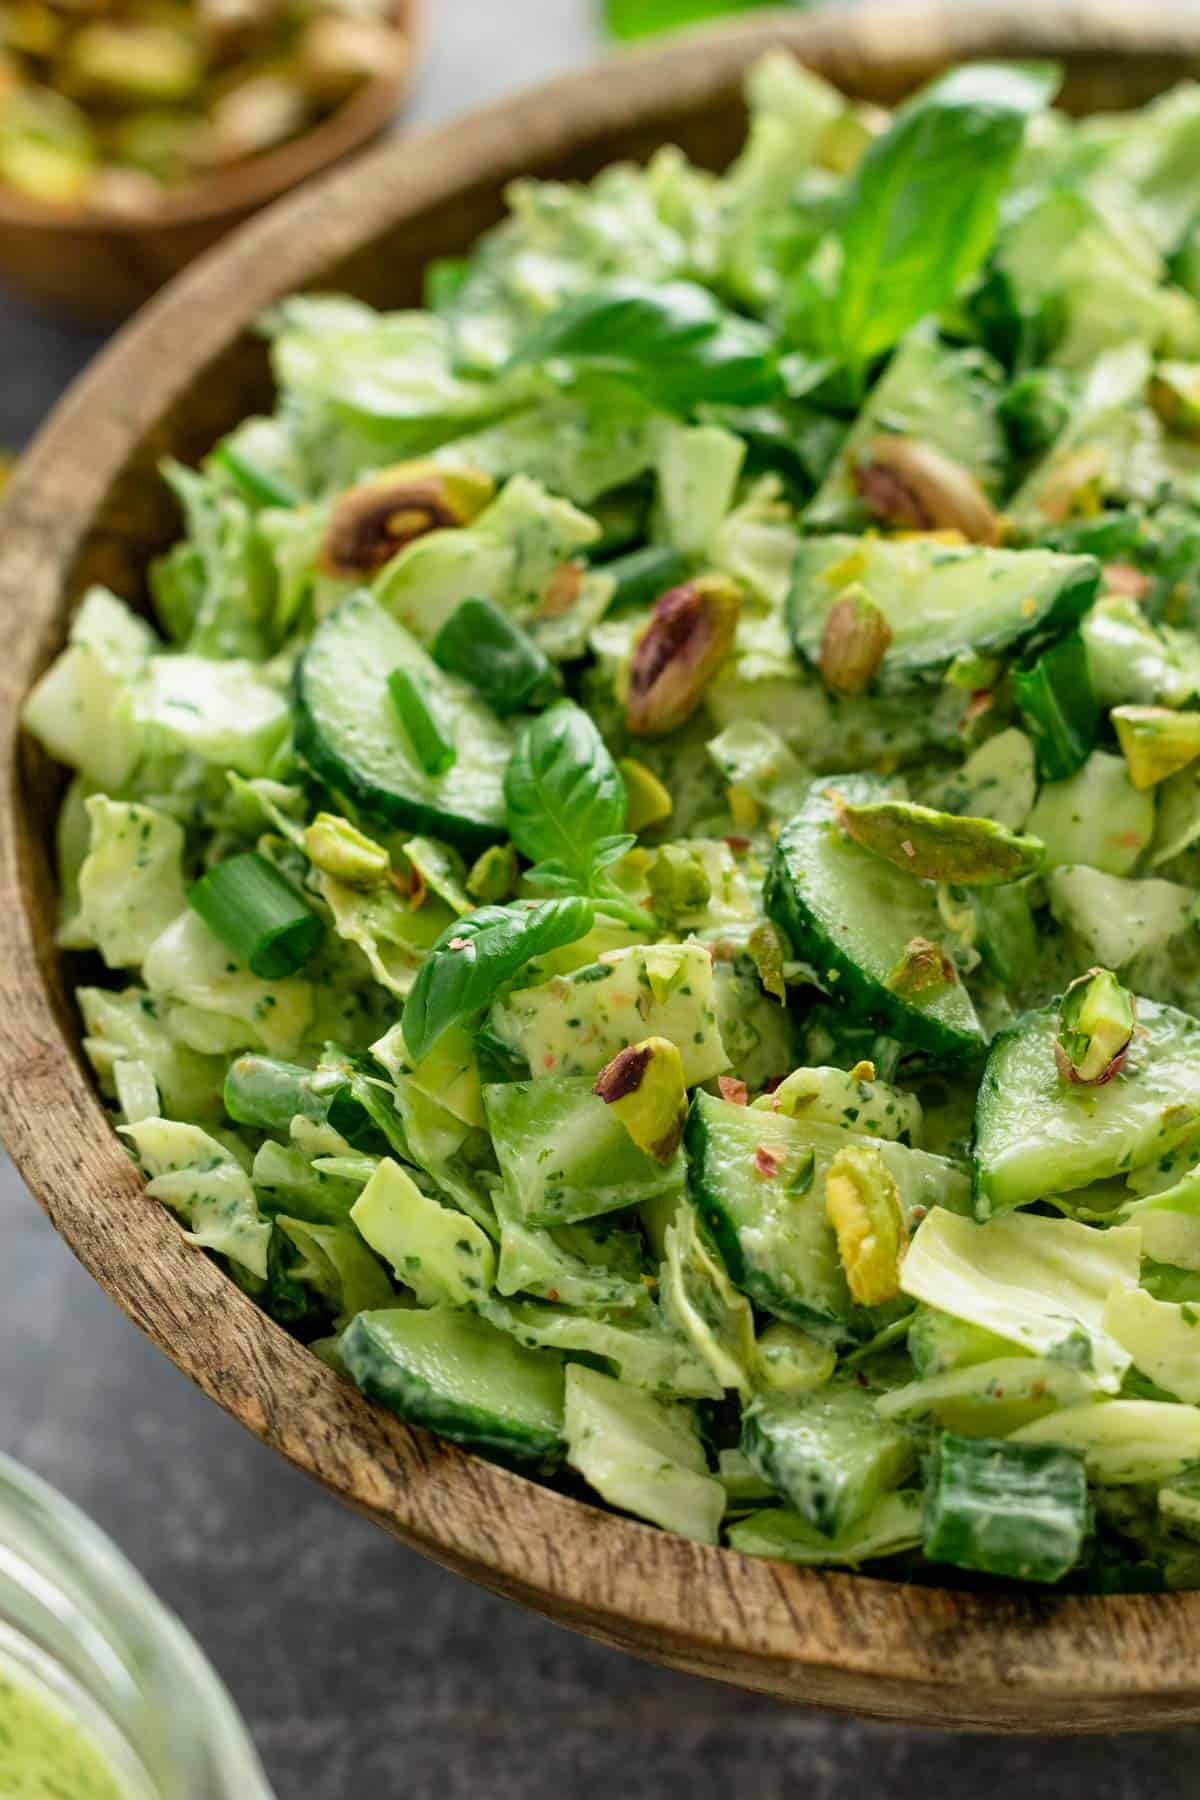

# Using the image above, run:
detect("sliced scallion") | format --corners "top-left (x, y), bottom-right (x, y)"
top-left (432, 597), bottom-right (561, 717)
top-left (604, 544), bottom-right (690, 611)
top-left (387, 666), bottom-right (457, 777)
top-left (1012, 628), bottom-right (1099, 781)
top-left (211, 443), bottom-right (298, 511)
top-left (188, 851), bottom-right (323, 979)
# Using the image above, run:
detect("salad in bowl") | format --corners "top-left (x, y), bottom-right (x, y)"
top-left (23, 50), bottom-right (1200, 1592)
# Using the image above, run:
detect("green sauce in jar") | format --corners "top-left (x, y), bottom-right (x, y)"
top-left (0, 1662), bottom-right (131, 1799)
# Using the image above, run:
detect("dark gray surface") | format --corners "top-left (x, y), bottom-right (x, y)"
top-left (2, 4), bottom-right (1198, 1794)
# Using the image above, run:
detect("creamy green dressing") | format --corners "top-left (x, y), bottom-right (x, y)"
top-left (0, 1664), bottom-right (131, 1800)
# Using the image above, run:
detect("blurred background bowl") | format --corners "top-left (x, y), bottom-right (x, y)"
top-left (0, 0), bottom-right (420, 320)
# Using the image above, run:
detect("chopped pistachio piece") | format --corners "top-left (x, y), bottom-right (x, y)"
top-left (831, 792), bottom-right (1043, 886)
top-left (618, 757), bottom-right (673, 834)
top-left (625, 575), bottom-right (742, 737)
top-left (466, 842), bottom-right (519, 905)
top-left (320, 460), bottom-right (494, 577)
top-left (592, 1035), bottom-right (688, 1163)
top-left (1054, 967), bottom-right (1136, 1087)
top-left (854, 436), bottom-right (1002, 545)
top-left (816, 583), bottom-right (892, 696)
top-left (645, 844), bottom-right (712, 921)
top-left (748, 921), bottom-right (787, 1003)
top-left (304, 812), bottom-right (389, 888)
top-left (885, 936), bottom-right (957, 1000)
top-left (1113, 706), bottom-right (1200, 790)
top-left (824, 1142), bottom-right (907, 1307)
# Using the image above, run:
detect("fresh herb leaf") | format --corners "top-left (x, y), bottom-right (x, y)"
top-left (401, 897), bottom-right (595, 1061)
top-left (508, 279), bottom-right (781, 410)
top-left (605, 0), bottom-right (769, 39)
top-left (802, 62), bottom-right (1060, 369)
top-left (504, 702), bottom-right (655, 930)
top-left (1013, 628), bottom-right (1099, 780)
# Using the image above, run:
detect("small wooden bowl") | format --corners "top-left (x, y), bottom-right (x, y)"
top-left (4, 1), bottom-right (1200, 1732)
top-left (0, 0), bottom-right (420, 319)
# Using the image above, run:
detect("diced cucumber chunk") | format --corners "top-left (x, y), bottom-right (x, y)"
top-left (687, 1091), bottom-right (968, 1337)
top-left (729, 1490), bottom-right (923, 1566)
top-left (1026, 751), bottom-right (1155, 876)
top-left (340, 1305), bottom-right (565, 1472)
top-left (487, 940), bottom-right (729, 1087)
top-left (907, 1306), bottom-right (1016, 1378)
top-left (923, 1433), bottom-right (1088, 1584)
top-left (765, 776), bottom-right (985, 1063)
top-left (295, 591), bottom-right (514, 850)
top-left (974, 996), bottom-right (1200, 1216)
top-left (484, 1075), bottom-right (684, 1227)
top-left (563, 1364), bottom-right (725, 1544)
top-left (741, 1375), bottom-right (917, 1538)
top-left (786, 536), bottom-right (1098, 690)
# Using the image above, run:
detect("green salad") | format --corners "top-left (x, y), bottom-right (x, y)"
top-left (25, 52), bottom-right (1200, 1590)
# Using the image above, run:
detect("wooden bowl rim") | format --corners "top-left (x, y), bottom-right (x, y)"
top-left (4, 2), bottom-right (1200, 1729)
top-left (0, 0), bottom-right (420, 232)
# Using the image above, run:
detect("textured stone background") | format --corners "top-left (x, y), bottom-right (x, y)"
top-left (2, 3), bottom-right (1198, 1792)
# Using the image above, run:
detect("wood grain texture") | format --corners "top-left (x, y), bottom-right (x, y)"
top-left (3, 2), bottom-right (1200, 1731)
top-left (0, 0), bottom-right (420, 320)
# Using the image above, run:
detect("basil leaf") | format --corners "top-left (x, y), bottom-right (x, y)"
top-left (508, 279), bottom-right (781, 409)
top-left (504, 700), bottom-right (627, 880)
top-left (401, 897), bottom-right (595, 1060)
top-left (814, 62), bottom-right (1060, 366)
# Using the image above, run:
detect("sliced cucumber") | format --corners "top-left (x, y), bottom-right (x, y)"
top-left (728, 1490), bottom-right (923, 1566)
top-left (741, 1375), bottom-right (917, 1538)
top-left (295, 591), bottom-right (514, 850)
top-left (764, 776), bottom-right (985, 1063)
top-left (484, 1075), bottom-right (684, 1228)
top-left (973, 995), bottom-right (1200, 1217)
top-left (339, 1305), bottom-right (564, 1472)
top-left (685, 1090), bottom-right (969, 1337)
top-left (922, 1432), bottom-right (1087, 1584)
top-left (786, 536), bottom-right (1099, 690)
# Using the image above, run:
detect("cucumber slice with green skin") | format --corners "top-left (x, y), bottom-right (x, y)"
top-left (295, 591), bottom-right (515, 851)
top-left (786, 536), bottom-right (1099, 692)
top-left (339, 1305), bottom-right (565, 1473)
top-left (685, 1090), bottom-right (970, 1338)
top-left (973, 995), bottom-right (1200, 1218)
top-left (922, 1432), bottom-right (1088, 1585)
top-left (764, 776), bottom-right (985, 1064)
top-left (741, 1375), bottom-right (917, 1538)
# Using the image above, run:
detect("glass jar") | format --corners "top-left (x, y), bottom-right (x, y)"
top-left (0, 1452), bottom-right (277, 1798)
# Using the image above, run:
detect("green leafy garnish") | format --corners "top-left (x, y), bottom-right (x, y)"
top-left (504, 701), bottom-right (655, 930)
top-left (401, 897), bottom-right (595, 1061)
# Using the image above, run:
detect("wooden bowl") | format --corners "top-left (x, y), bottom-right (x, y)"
top-left (0, 0), bottom-right (420, 320)
top-left (4, 1), bottom-right (1200, 1732)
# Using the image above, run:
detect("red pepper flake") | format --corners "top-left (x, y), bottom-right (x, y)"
top-left (543, 1053), bottom-right (557, 1070)
top-left (962, 688), bottom-right (995, 730)
top-left (408, 862), bottom-right (428, 911)
top-left (448, 936), bottom-right (470, 951)
top-left (719, 1076), bottom-right (749, 1106)
top-left (755, 1146), bottom-right (783, 1179)
top-left (545, 1289), bottom-right (560, 1302)
top-left (762, 1074), bottom-right (784, 1095)
top-left (910, 1204), bottom-right (927, 1223)
top-left (901, 838), bottom-right (915, 859)
top-left (1104, 561), bottom-right (1151, 600)
top-left (723, 836), bottom-right (751, 854)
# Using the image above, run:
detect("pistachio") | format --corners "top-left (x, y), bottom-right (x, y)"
top-left (748, 921), bottom-right (788, 1003)
top-left (824, 1142), bottom-right (907, 1306)
top-left (816, 584), bottom-right (892, 696)
top-left (320, 461), bottom-right (494, 577)
top-left (1150, 362), bottom-right (1200, 442)
top-left (300, 14), bottom-right (408, 103)
top-left (64, 23), bottom-right (202, 103)
top-left (537, 560), bottom-right (585, 618)
top-left (304, 812), bottom-right (389, 888)
top-left (1054, 967), bottom-right (1136, 1086)
top-left (1033, 443), bottom-right (1109, 525)
top-left (205, 73), bottom-right (309, 162)
top-left (831, 792), bottom-right (1043, 886)
top-left (617, 757), bottom-right (673, 834)
top-left (466, 842), bottom-right (520, 905)
top-left (885, 937), bottom-right (957, 1000)
top-left (1113, 705), bottom-right (1200, 789)
top-left (854, 436), bottom-right (1002, 545)
top-left (1103, 562), bottom-right (1152, 601)
top-left (592, 1035), bottom-right (688, 1163)
top-left (645, 844), bottom-right (712, 921)
top-left (0, 90), bottom-right (95, 207)
top-left (624, 574), bottom-right (742, 737)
